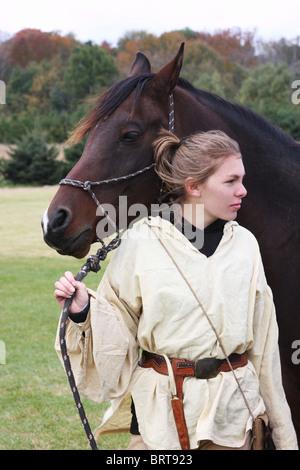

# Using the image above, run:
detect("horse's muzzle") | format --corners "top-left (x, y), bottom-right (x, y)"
top-left (42, 208), bottom-right (93, 258)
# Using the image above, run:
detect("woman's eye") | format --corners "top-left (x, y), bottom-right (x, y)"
top-left (120, 131), bottom-right (141, 143)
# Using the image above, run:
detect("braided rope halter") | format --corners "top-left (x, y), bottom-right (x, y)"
top-left (58, 94), bottom-right (175, 450)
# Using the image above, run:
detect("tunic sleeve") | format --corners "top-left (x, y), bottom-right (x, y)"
top-left (55, 237), bottom-right (141, 404)
top-left (247, 253), bottom-right (298, 450)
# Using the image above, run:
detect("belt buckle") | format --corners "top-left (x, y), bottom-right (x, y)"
top-left (195, 357), bottom-right (219, 379)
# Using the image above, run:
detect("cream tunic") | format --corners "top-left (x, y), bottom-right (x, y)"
top-left (55, 216), bottom-right (298, 450)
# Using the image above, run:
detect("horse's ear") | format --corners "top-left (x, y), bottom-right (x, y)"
top-left (129, 52), bottom-right (151, 76)
top-left (151, 42), bottom-right (184, 94)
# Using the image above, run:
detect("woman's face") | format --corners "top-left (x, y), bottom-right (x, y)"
top-left (184, 154), bottom-right (247, 227)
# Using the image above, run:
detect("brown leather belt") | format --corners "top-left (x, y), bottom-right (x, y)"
top-left (139, 350), bottom-right (248, 379)
top-left (138, 350), bottom-right (248, 450)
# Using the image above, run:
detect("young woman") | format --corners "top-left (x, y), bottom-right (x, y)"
top-left (54, 130), bottom-right (298, 450)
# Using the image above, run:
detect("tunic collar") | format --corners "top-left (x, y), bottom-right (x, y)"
top-left (145, 216), bottom-right (238, 255)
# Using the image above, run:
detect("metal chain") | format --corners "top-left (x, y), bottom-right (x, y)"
top-left (158, 94), bottom-right (175, 203)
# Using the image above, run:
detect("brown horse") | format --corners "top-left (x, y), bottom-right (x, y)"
top-left (42, 44), bottom-right (300, 443)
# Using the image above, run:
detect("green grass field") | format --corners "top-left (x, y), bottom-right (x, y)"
top-left (0, 186), bottom-right (130, 450)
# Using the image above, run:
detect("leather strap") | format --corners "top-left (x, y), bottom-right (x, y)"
top-left (171, 359), bottom-right (190, 450)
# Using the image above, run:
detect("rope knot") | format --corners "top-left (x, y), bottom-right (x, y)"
top-left (86, 254), bottom-right (102, 272)
top-left (83, 181), bottom-right (91, 191)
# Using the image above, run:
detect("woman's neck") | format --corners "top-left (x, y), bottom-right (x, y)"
top-left (181, 200), bottom-right (216, 229)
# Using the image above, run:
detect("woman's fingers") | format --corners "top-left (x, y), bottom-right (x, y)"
top-left (54, 280), bottom-right (74, 297)
top-left (54, 271), bottom-right (89, 312)
top-left (55, 272), bottom-right (76, 295)
top-left (64, 271), bottom-right (76, 285)
top-left (54, 286), bottom-right (73, 299)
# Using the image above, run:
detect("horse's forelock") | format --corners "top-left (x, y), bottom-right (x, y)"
top-left (67, 74), bottom-right (155, 146)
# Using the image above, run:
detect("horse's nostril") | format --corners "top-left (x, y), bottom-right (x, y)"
top-left (49, 208), bottom-right (71, 232)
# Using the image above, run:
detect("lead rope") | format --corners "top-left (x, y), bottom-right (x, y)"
top-left (59, 236), bottom-right (121, 450)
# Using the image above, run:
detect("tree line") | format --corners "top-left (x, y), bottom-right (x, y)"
top-left (0, 27), bottom-right (299, 184)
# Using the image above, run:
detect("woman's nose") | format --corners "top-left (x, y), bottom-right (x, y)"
top-left (236, 183), bottom-right (247, 198)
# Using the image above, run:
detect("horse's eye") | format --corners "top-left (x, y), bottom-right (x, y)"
top-left (120, 131), bottom-right (141, 143)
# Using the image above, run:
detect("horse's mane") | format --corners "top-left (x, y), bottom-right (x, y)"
top-left (68, 72), bottom-right (299, 152)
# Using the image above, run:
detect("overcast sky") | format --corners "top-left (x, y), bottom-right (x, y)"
top-left (2, 0), bottom-right (299, 46)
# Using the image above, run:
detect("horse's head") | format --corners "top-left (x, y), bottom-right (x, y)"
top-left (42, 44), bottom-right (184, 258)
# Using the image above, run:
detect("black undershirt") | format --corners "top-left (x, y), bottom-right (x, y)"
top-left (175, 217), bottom-right (226, 257)
top-left (130, 217), bottom-right (226, 435)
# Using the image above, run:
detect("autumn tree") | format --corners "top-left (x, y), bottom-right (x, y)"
top-left (116, 31), bottom-right (186, 75)
top-left (196, 28), bottom-right (258, 68)
top-left (4, 29), bottom-right (78, 69)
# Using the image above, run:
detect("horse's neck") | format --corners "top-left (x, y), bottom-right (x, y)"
top-left (187, 91), bottom-right (300, 168)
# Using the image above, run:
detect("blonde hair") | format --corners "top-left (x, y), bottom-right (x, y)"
top-left (153, 129), bottom-right (241, 204)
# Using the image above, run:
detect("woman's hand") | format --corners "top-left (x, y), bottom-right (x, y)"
top-left (54, 271), bottom-right (89, 313)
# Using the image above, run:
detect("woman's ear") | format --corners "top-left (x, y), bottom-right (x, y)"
top-left (185, 177), bottom-right (201, 197)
